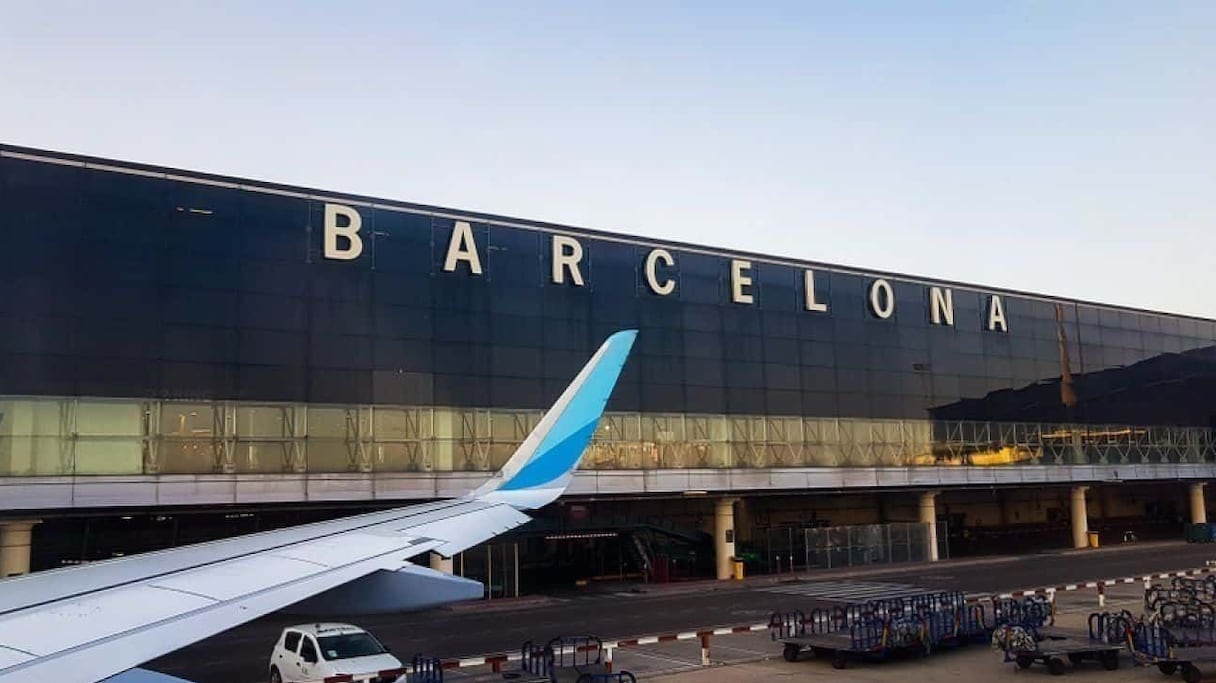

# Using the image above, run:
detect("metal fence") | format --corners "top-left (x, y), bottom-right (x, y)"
top-left (746, 521), bottom-right (951, 573)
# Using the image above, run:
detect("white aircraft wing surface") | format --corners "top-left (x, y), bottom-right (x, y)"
top-left (0, 330), bottom-right (638, 683)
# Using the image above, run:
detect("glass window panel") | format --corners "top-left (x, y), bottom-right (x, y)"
top-left (726, 388), bottom-right (765, 413)
top-left (74, 439), bottom-right (142, 474)
top-left (307, 440), bottom-right (356, 472)
top-left (308, 408), bottom-right (350, 438)
top-left (764, 364), bottom-right (800, 391)
top-left (159, 403), bottom-right (216, 437)
top-left (233, 442), bottom-right (293, 473)
top-left (680, 274), bottom-right (720, 304)
top-left (76, 401), bottom-right (141, 437)
top-left (684, 357), bottom-right (724, 387)
top-left (373, 441), bottom-right (433, 472)
top-left (237, 406), bottom-right (295, 438)
top-left (310, 335), bottom-right (372, 370)
top-left (157, 440), bottom-right (219, 474)
top-left (0, 435), bottom-right (69, 475)
top-left (641, 384), bottom-right (684, 412)
top-left (640, 355), bottom-right (683, 385)
top-left (0, 399), bottom-right (63, 436)
top-left (308, 369), bottom-right (371, 404)
top-left (492, 346), bottom-right (543, 378)
top-left (238, 365), bottom-right (307, 402)
top-left (490, 377), bottom-right (543, 408)
top-left (725, 362), bottom-right (764, 388)
top-left (240, 259), bottom-right (310, 297)
top-left (373, 407), bottom-right (432, 439)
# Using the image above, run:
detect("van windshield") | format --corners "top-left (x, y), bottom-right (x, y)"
top-left (317, 633), bottom-right (387, 660)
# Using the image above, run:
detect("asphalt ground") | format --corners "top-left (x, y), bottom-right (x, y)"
top-left (147, 541), bottom-right (1216, 683)
top-left (633, 584), bottom-right (1195, 682)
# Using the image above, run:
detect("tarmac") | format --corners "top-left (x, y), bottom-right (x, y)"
top-left (447, 583), bottom-right (1201, 682)
top-left (149, 540), bottom-right (1216, 682)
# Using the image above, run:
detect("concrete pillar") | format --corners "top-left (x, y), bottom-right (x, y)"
top-left (1191, 483), bottom-right (1207, 525)
top-left (429, 552), bottom-right (453, 574)
top-left (714, 497), bottom-right (738, 580)
top-left (0, 520), bottom-right (40, 578)
top-left (919, 491), bottom-right (939, 562)
top-left (1071, 486), bottom-right (1089, 549)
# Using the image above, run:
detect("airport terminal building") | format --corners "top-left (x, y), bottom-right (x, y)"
top-left (2, 144), bottom-right (1215, 591)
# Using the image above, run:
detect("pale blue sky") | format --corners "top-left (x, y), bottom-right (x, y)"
top-left (2, 2), bottom-right (1213, 315)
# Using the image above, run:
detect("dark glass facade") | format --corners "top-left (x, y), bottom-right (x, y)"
top-left (2, 145), bottom-right (1215, 476)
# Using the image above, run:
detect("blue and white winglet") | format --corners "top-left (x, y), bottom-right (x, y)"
top-left (0, 330), bottom-right (637, 683)
top-left (474, 329), bottom-right (638, 509)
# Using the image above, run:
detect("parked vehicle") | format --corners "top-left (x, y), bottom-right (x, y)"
top-left (269, 623), bottom-right (405, 683)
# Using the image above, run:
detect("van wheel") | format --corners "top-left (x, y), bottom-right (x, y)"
top-left (269, 666), bottom-right (282, 683)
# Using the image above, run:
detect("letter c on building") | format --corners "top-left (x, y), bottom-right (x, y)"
top-left (645, 249), bottom-right (675, 296)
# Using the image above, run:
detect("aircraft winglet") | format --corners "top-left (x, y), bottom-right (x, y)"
top-left (473, 329), bottom-right (637, 509)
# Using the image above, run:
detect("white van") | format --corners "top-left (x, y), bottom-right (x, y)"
top-left (268, 623), bottom-right (405, 683)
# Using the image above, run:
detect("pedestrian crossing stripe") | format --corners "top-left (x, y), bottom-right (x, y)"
top-left (757, 580), bottom-right (933, 602)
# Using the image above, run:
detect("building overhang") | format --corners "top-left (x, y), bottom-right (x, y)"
top-left (0, 464), bottom-right (1210, 513)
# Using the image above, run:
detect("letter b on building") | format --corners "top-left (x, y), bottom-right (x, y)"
top-left (323, 203), bottom-right (364, 260)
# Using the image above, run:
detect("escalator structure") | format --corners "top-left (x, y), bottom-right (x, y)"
top-left (626, 520), bottom-right (711, 583)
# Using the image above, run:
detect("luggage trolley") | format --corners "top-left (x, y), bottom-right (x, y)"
top-left (1129, 623), bottom-right (1216, 683)
top-left (519, 636), bottom-right (636, 683)
top-left (774, 615), bottom-right (889, 669)
top-left (997, 623), bottom-right (1121, 676)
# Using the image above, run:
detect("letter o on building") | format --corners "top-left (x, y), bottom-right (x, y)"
top-left (869, 279), bottom-right (895, 319)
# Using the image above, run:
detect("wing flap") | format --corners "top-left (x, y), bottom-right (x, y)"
top-left (0, 647), bottom-right (34, 669)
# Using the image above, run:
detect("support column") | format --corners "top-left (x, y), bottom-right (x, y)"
top-left (1191, 483), bottom-right (1208, 525)
top-left (1071, 486), bottom-right (1089, 549)
top-left (919, 491), bottom-right (939, 562)
top-left (429, 552), bottom-right (454, 575)
top-left (0, 520), bottom-right (40, 578)
top-left (714, 497), bottom-right (738, 580)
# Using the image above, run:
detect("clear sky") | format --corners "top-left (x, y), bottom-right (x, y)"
top-left (2, 2), bottom-right (1213, 316)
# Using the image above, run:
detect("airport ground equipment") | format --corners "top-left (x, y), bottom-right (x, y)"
top-left (521, 636), bottom-right (636, 683)
top-left (771, 611), bottom-right (896, 669)
top-left (993, 595), bottom-right (1055, 629)
top-left (1145, 575), bottom-right (1216, 636)
top-left (768, 590), bottom-right (979, 668)
top-left (995, 613), bottom-right (1128, 676)
top-left (1128, 623), bottom-right (1216, 683)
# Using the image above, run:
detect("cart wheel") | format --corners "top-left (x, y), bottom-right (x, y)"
top-left (1182, 664), bottom-right (1201, 683)
top-left (1047, 657), bottom-right (1066, 676)
top-left (1015, 655), bottom-right (1034, 670)
top-left (1159, 662), bottom-right (1178, 675)
top-left (1102, 652), bottom-right (1119, 671)
top-left (782, 644), bottom-right (800, 663)
top-left (831, 655), bottom-right (848, 670)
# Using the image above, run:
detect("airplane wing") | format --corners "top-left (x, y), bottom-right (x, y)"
top-left (0, 330), bottom-right (638, 683)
